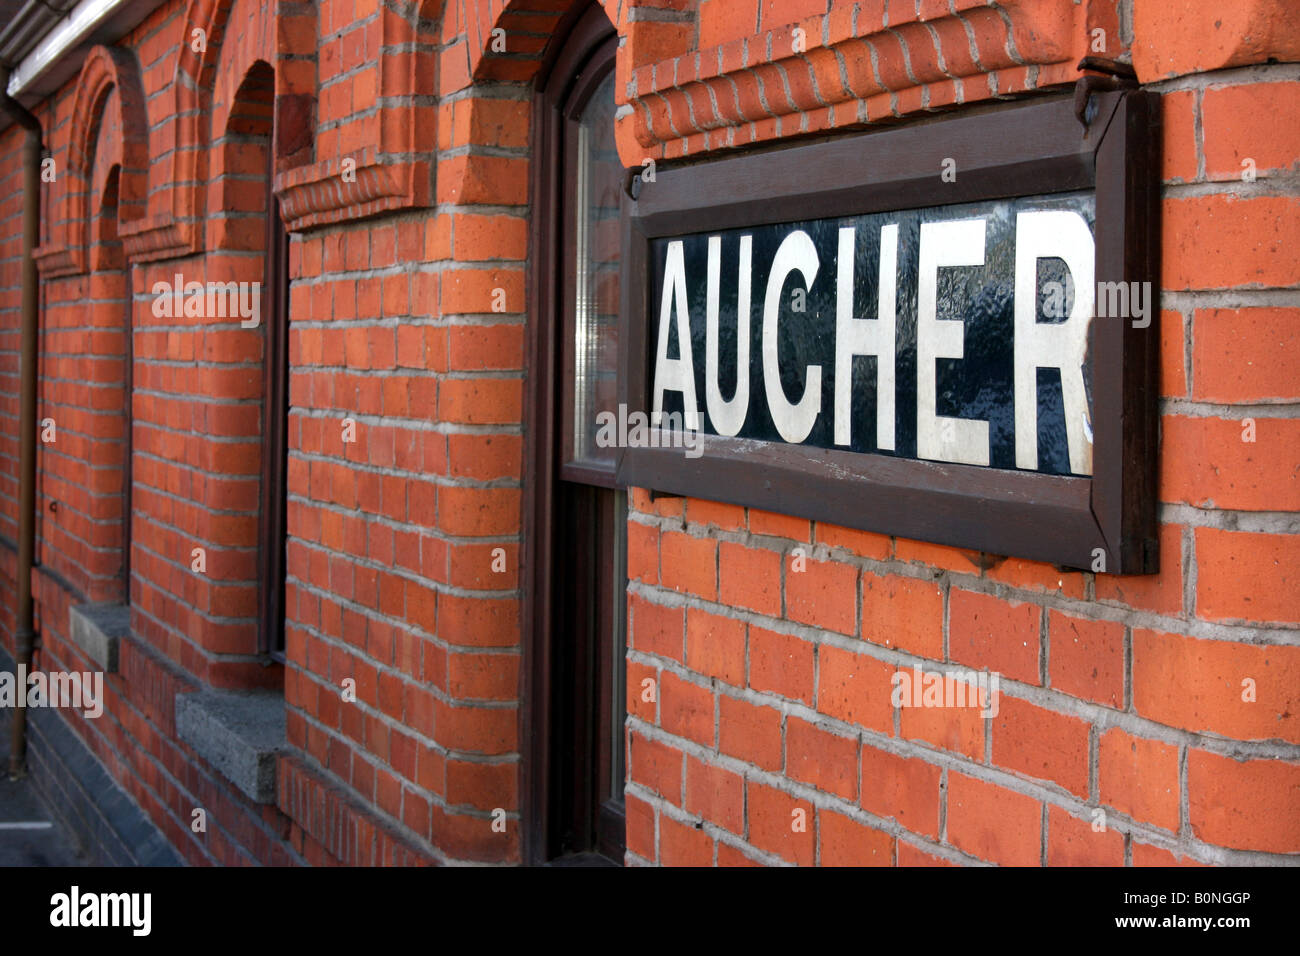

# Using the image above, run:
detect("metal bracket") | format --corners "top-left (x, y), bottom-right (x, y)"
top-left (624, 167), bottom-right (643, 201)
top-left (1074, 57), bottom-right (1138, 129)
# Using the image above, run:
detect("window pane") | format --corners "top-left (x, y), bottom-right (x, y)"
top-left (570, 70), bottom-right (621, 469)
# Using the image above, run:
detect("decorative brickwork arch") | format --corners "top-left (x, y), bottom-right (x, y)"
top-left (441, 0), bottom-right (640, 202)
top-left (85, 163), bottom-right (134, 603)
top-left (31, 69), bottom-right (140, 602)
top-left (32, 45), bottom-right (147, 278)
top-left (274, 0), bottom-right (440, 230)
top-left (458, 0), bottom-right (1125, 162)
top-left (122, 0), bottom-right (317, 260)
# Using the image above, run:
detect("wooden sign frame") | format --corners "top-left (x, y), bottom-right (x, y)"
top-left (616, 91), bottom-right (1160, 573)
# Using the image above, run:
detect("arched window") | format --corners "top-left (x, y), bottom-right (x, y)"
top-left (211, 60), bottom-right (290, 662)
top-left (528, 2), bottom-right (626, 864)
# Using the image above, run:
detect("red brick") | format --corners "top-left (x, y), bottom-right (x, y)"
top-left (748, 626), bottom-right (814, 704)
top-left (861, 572), bottom-right (943, 658)
top-left (815, 521), bottom-right (891, 560)
top-left (685, 608), bottom-right (746, 687)
top-left (947, 773), bottom-right (1041, 866)
top-left (895, 537), bottom-right (984, 574)
top-left (1187, 750), bottom-right (1300, 852)
top-left (660, 814), bottom-right (714, 866)
top-left (627, 519), bottom-right (659, 585)
top-left (1192, 308), bottom-right (1300, 403)
top-left (1161, 310), bottom-right (1186, 397)
top-left (786, 555), bottom-right (857, 635)
top-left (659, 671), bottom-right (715, 747)
top-left (1132, 628), bottom-right (1300, 743)
top-left (899, 688), bottom-right (985, 761)
top-left (629, 593), bottom-right (684, 661)
top-left (1202, 81), bottom-right (1300, 180)
top-left (1160, 89), bottom-right (1198, 183)
top-left (685, 755), bottom-right (744, 834)
top-left (627, 660), bottom-right (657, 723)
top-left (817, 810), bottom-right (893, 866)
top-left (445, 759), bottom-right (516, 811)
top-left (719, 694), bottom-right (783, 771)
top-left (1195, 528), bottom-right (1300, 625)
top-left (1048, 611), bottom-right (1125, 708)
top-left (660, 530), bottom-right (718, 600)
top-left (1098, 727), bottom-right (1180, 832)
top-left (719, 541), bottom-right (782, 616)
top-left (1133, 0), bottom-right (1300, 81)
top-left (1132, 842), bottom-right (1209, 867)
top-left (1046, 805), bottom-right (1125, 866)
top-left (993, 697), bottom-right (1090, 798)
top-left (984, 556), bottom-right (1086, 600)
top-left (716, 842), bottom-right (762, 866)
top-left (949, 589), bottom-right (1041, 685)
top-left (860, 744), bottom-right (941, 839)
top-left (747, 507), bottom-right (809, 541)
top-left (746, 780), bottom-right (815, 866)
top-left (452, 213), bottom-right (528, 260)
top-left (625, 792), bottom-right (656, 861)
top-left (1163, 196), bottom-right (1300, 290)
top-left (816, 644), bottom-right (894, 734)
top-left (686, 497), bottom-right (746, 531)
top-left (446, 323), bottom-right (523, 370)
top-left (785, 717), bottom-right (858, 800)
top-left (1161, 416), bottom-right (1300, 512)
top-left (628, 731), bottom-right (683, 801)
top-left (897, 842), bottom-right (955, 866)
top-left (699, 0), bottom-right (759, 49)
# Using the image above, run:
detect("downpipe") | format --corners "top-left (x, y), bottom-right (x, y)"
top-left (0, 68), bottom-right (42, 778)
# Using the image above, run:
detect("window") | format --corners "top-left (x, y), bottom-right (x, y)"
top-left (525, 3), bottom-right (627, 864)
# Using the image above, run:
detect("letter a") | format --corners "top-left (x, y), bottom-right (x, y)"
top-left (652, 241), bottom-right (701, 431)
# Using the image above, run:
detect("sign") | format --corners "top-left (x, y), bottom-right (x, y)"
top-left (649, 195), bottom-right (1103, 477)
top-left (618, 91), bottom-right (1160, 573)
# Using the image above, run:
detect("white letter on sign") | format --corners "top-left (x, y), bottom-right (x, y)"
top-left (705, 235), bottom-right (752, 436)
top-left (762, 230), bottom-right (822, 443)
top-left (916, 219), bottom-right (990, 465)
top-left (653, 240), bottom-right (701, 431)
top-left (1014, 210), bottom-right (1094, 475)
top-left (834, 224), bottom-right (897, 450)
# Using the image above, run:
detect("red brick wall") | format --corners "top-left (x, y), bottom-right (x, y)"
top-left (0, 0), bottom-right (1294, 866)
top-left (622, 2), bottom-right (1300, 866)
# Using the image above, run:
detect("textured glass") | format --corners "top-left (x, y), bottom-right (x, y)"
top-left (571, 71), bottom-right (621, 467)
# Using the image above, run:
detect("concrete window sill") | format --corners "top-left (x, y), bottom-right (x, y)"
top-left (68, 603), bottom-right (130, 673)
top-left (175, 689), bottom-right (286, 804)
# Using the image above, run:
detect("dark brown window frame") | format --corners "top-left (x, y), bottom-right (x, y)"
top-left (522, 1), bottom-right (624, 865)
top-left (257, 155), bottom-right (291, 660)
top-left (617, 90), bottom-right (1161, 574)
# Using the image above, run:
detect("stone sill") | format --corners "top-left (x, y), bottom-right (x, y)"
top-left (175, 689), bottom-right (286, 805)
top-left (68, 603), bottom-right (130, 673)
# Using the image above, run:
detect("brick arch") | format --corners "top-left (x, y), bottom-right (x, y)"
top-left (32, 44), bottom-right (147, 278)
top-left (91, 164), bottom-right (125, 271)
top-left (274, 0), bottom-right (438, 230)
top-left (465, 0), bottom-right (642, 84)
top-left (209, 58), bottom-right (276, 253)
top-left (87, 163), bottom-right (134, 602)
top-left (443, 0), bottom-right (658, 201)
top-left (124, 0), bottom-right (317, 260)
